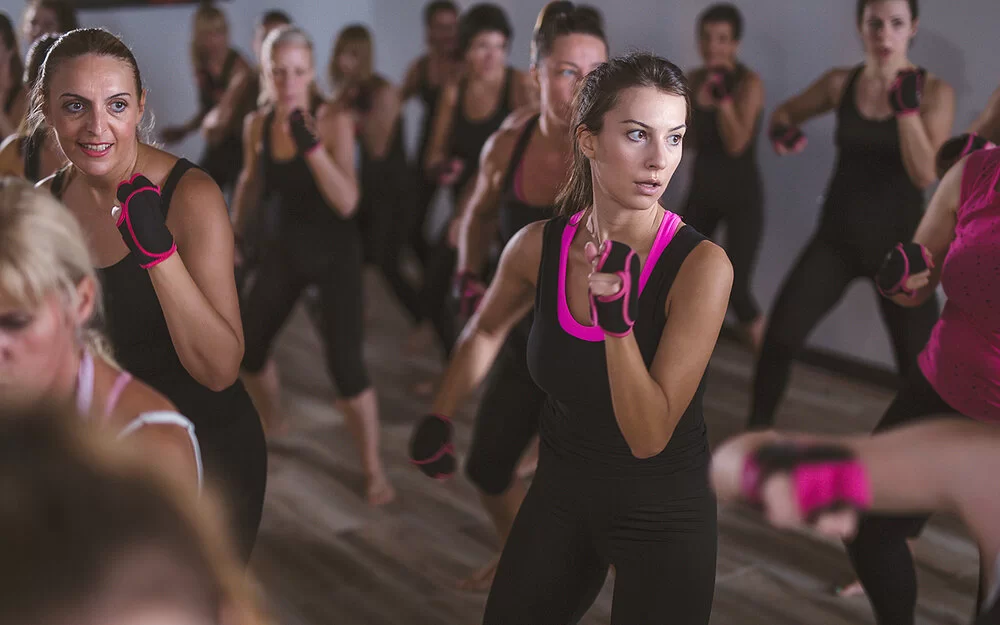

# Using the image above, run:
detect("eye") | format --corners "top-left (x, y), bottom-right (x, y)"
top-left (627, 129), bottom-right (646, 142)
top-left (560, 68), bottom-right (578, 78)
top-left (892, 18), bottom-right (905, 28)
top-left (0, 312), bottom-right (32, 332)
top-left (668, 133), bottom-right (684, 146)
top-left (109, 100), bottom-right (127, 114)
top-left (63, 101), bottom-right (84, 114)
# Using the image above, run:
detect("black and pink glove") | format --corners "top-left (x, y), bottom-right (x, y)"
top-left (590, 240), bottom-right (640, 337)
top-left (409, 413), bottom-right (456, 479)
top-left (452, 271), bottom-right (486, 318)
top-left (115, 174), bottom-right (176, 270)
top-left (875, 242), bottom-right (933, 297)
top-left (707, 69), bottom-right (734, 102)
top-left (741, 442), bottom-right (872, 523)
top-left (889, 68), bottom-right (925, 117)
top-left (289, 109), bottom-right (321, 155)
top-left (935, 132), bottom-right (996, 179)
top-left (769, 123), bottom-right (807, 153)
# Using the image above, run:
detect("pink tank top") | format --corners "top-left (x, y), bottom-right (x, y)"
top-left (918, 148), bottom-right (1000, 422)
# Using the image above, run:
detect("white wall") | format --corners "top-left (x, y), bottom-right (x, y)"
top-left (375, 0), bottom-right (998, 370)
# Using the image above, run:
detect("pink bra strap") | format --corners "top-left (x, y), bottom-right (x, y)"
top-left (103, 372), bottom-right (133, 419)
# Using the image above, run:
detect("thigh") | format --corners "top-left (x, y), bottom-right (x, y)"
top-left (315, 232), bottom-right (369, 396)
top-left (483, 470), bottom-right (609, 625)
top-left (764, 238), bottom-right (855, 348)
top-left (240, 244), bottom-right (307, 371)
top-left (608, 486), bottom-right (718, 625)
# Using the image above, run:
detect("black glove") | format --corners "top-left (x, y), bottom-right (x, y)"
top-left (589, 240), bottom-right (640, 337)
top-left (289, 109), bottom-right (321, 154)
top-left (409, 414), bottom-right (456, 479)
top-left (888, 68), bottom-right (925, 116)
top-left (115, 173), bottom-right (176, 269)
top-left (875, 242), bottom-right (932, 297)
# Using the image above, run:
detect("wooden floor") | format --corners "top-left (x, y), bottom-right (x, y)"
top-left (248, 271), bottom-right (978, 625)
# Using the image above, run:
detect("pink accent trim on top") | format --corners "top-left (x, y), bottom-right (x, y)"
top-left (103, 372), bottom-right (133, 420)
top-left (557, 210), bottom-right (681, 342)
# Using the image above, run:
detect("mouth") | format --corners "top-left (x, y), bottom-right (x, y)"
top-left (877, 47), bottom-right (892, 57)
top-left (78, 142), bottom-right (114, 157)
top-left (634, 179), bottom-right (662, 195)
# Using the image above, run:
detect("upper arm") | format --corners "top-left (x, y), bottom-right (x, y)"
top-left (780, 68), bottom-right (849, 124)
top-left (239, 111), bottom-right (262, 178)
top-left (364, 83), bottom-right (402, 158)
top-left (472, 221), bottom-right (545, 338)
top-left (464, 128), bottom-right (517, 220)
top-left (921, 76), bottom-right (956, 151)
top-left (967, 83), bottom-right (1000, 141)
top-left (0, 134), bottom-right (23, 177)
top-left (737, 72), bottom-right (765, 127)
top-left (428, 81), bottom-right (459, 156)
top-left (166, 169), bottom-right (243, 345)
top-left (317, 103), bottom-right (358, 185)
top-left (400, 59), bottom-right (421, 101)
top-left (649, 239), bottom-right (733, 413)
top-left (129, 422), bottom-right (201, 489)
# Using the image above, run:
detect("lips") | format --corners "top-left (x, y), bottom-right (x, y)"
top-left (635, 180), bottom-right (662, 195)
top-left (78, 142), bottom-right (113, 157)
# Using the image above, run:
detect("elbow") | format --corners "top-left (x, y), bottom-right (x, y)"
top-left (337, 192), bottom-right (360, 219)
top-left (195, 366), bottom-right (239, 393)
top-left (915, 172), bottom-right (937, 190)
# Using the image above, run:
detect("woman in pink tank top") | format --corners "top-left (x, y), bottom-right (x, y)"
top-left (0, 179), bottom-right (201, 490)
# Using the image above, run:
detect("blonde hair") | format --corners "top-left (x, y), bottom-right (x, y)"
top-left (328, 24), bottom-right (374, 88)
top-left (190, 2), bottom-right (229, 69)
top-left (0, 177), bottom-right (113, 361)
top-left (259, 25), bottom-right (323, 108)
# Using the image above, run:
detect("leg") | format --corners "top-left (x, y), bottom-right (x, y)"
top-left (483, 467), bottom-right (608, 625)
top-left (747, 238), bottom-right (855, 429)
top-left (420, 234), bottom-right (459, 356)
top-left (609, 486), bottom-right (718, 624)
top-left (876, 290), bottom-right (940, 379)
top-left (723, 190), bottom-right (765, 346)
top-left (409, 164), bottom-right (438, 267)
top-left (240, 244), bottom-right (307, 434)
top-left (366, 179), bottom-right (423, 324)
top-left (845, 367), bottom-right (960, 625)
top-left (316, 232), bottom-right (395, 506)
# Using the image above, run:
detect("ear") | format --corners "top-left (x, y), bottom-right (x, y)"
top-left (529, 63), bottom-right (540, 91)
top-left (73, 276), bottom-right (97, 329)
top-left (910, 17), bottom-right (919, 38)
top-left (138, 89), bottom-right (147, 120)
top-left (578, 125), bottom-right (597, 160)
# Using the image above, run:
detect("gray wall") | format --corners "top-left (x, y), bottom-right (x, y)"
top-left (3, 0), bottom-right (996, 369)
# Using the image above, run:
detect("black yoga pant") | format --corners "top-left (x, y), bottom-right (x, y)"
top-left (846, 366), bottom-right (969, 625)
top-left (358, 187), bottom-right (423, 324)
top-left (465, 322), bottom-right (545, 495)
top-left (748, 236), bottom-right (939, 429)
top-left (683, 190), bottom-right (763, 323)
top-left (483, 452), bottom-right (717, 624)
top-left (240, 231), bottom-right (371, 398)
top-left (420, 231), bottom-right (460, 356)
top-left (408, 163), bottom-right (437, 268)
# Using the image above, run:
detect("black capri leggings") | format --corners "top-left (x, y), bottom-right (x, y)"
top-left (483, 450), bottom-right (718, 624)
top-left (846, 365), bottom-right (970, 625)
top-left (241, 228), bottom-right (371, 398)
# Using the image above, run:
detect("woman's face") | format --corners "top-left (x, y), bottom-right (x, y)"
top-left (22, 5), bottom-right (60, 48)
top-left (427, 9), bottom-right (458, 56)
top-left (465, 31), bottom-right (507, 77)
top-left (266, 43), bottom-right (314, 109)
top-left (581, 86), bottom-right (688, 212)
top-left (698, 20), bottom-right (739, 68)
top-left (859, 0), bottom-right (917, 65)
top-left (536, 33), bottom-right (607, 125)
top-left (194, 20), bottom-right (228, 60)
top-left (0, 280), bottom-right (93, 412)
top-left (45, 54), bottom-right (145, 179)
top-left (334, 42), bottom-right (365, 82)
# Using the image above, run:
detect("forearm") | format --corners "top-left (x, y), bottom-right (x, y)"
top-left (431, 324), bottom-right (507, 416)
top-left (230, 170), bottom-right (261, 239)
top-left (147, 254), bottom-right (244, 390)
top-left (304, 149), bottom-right (359, 218)
top-left (605, 336), bottom-right (677, 458)
top-left (898, 115), bottom-right (939, 188)
top-left (716, 100), bottom-right (753, 156)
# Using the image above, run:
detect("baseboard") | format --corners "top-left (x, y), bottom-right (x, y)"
top-left (719, 326), bottom-right (901, 390)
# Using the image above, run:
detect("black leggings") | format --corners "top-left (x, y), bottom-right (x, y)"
top-left (748, 237), bottom-right (939, 429)
top-left (240, 230), bottom-right (371, 398)
top-left (465, 321), bottom-right (545, 495)
top-left (845, 366), bottom-right (969, 625)
top-left (483, 450), bottom-right (717, 624)
top-left (683, 189), bottom-right (763, 323)
top-left (408, 162), bottom-right (437, 268)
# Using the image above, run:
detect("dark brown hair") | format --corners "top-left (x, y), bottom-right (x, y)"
top-left (556, 52), bottom-right (690, 216)
top-left (329, 23), bottom-right (373, 86)
top-left (27, 28), bottom-right (146, 139)
top-left (424, 0), bottom-right (458, 26)
top-left (697, 3), bottom-right (743, 41)
top-left (24, 0), bottom-right (79, 35)
top-left (190, 2), bottom-right (229, 69)
top-left (0, 13), bottom-right (25, 98)
top-left (457, 3), bottom-right (512, 57)
top-left (857, 0), bottom-right (918, 25)
top-left (531, 1), bottom-right (607, 66)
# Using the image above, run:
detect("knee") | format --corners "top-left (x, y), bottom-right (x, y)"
top-left (465, 451), bottom-right (514, 496)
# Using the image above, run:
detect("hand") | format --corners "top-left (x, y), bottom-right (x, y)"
top-left (452, 271), bottom-right (485, 319)
top-left (875, 242), bottom-right (933, 298)
top-left (706, 69), bottom-right (732, 103)
top-left (409, 413), bottom-right (456, 479)
top-left (437, 158), bottom-right (465, 186)
top-left (114, 173), bottom-right (177, 269)
top-left (289, 109), bottom-right (321, 154)
top-left (889, 68), bottom-right (925, 117)
top-left (584, 239), bottom-right (640, 337)
top-left (769, 123), bottom-right (807, 156)
top-left (160, 126), bottom-right (188, 144)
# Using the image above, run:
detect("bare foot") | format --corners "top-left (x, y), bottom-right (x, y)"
top-left (366, 474), bottom-right (396, 506)
top-left (835, 580), bottom-right (866, 597)
top-left (516, 438), bottom-right (539, 479)
top-left (458, 555), bottom-right (499, 592)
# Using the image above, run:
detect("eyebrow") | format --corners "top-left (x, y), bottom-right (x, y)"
top-left (620, 119), bottom-right (687, 132)
top-left (59, 92), bottom-right (132, 102)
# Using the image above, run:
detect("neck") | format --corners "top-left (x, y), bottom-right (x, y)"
top-left (709, 58), bottom-right (737, 71)
top-left (585, 192), bottom-right (663, 251)
top-left (80, 143), bottom-right (141, 201)
top-left (865, 56), bottom-right (911, 81)
top-left (537, 109), bottom-right (571, 149)
top-left (473, 64), bottom-right (505, 83)
top-left (49, 345), bottom-right (85, 415)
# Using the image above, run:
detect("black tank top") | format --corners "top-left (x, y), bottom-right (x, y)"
top-left (820, 65), bottom-right (925, 251)
top-left (689, 64), bottom-right (761, 196)
top-left (497, 115), bottom-right (556, 245)
top-left (20, 131), bottom-right (44, 182)
top-left (197, 49), bottom-right (238, 114)
top-left (449, 67), bottom-right (514, 192)
top-left (527, 212), bottom-right (711, 478)
top-left (415, 56), bottom-right (441, 164)
top-left (261, 108), bottom-right (353, 240)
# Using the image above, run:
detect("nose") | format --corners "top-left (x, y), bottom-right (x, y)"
top-left (646, 138), bottom-right (669, 171)
top-left (84, 107), bottom-right (107, 136)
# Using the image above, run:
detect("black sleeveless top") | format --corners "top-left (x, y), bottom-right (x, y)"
top-left (527, 213), bottom-right (711, 479)
top-left (415, 56), bottom-right (441, 166)
top-left (449, 67), bottom-right (514, 193)
top-left (497, 114), bottom-right (556, 245)
top-left (689, 63), bottom-right (761, 198)
top-left (820, 65), bottom-right (925, 254)
top-left (20, 131), bottom-right (44, 182)
top-left (196, 49), bottom-right (239, 114)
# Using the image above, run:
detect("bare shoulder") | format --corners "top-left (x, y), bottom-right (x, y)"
top-left (504, 219), bottom-right (548, 271)
top-left (673, 232), bottom-right (734, 296)
top-left (481, 118), bottom-right (528, 170)
top-left (924, 71), bottom-right (955, 102)
top-left (499, 105), bottom-right (540, 131)
top-left (113, 375), bottom-right (177, 423)
top-left (822, 66), bottom-right (855, 106)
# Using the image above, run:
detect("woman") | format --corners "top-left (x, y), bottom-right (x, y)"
top-left (449, 0), bottom-right (608, 590)
top-left (329, 24), bottom-right (422, 324)
top-left (161, 3), bottom-right (252, 195)
top-left (400, 0), bottom-right (461, 267)
top-left (411, 53), bottom-right (731, 623)
top-left (684, 3), bottom-right (766, 349)
top-left (34, 28), bottom-right (267, 563)
top-left (710, 418), bottom-right (1000, 625)
top-left (416, 2), bottom-right (532, 355)
top-left (0, 34), bottom-right (63, 180)
top-left (0, 178), bottom-right (201, 490)
top-left (748, 0), bottom-right (954, 430)
top-left (0, 13), bottom-right (27, 139)
top-left (0, 411), bottom-right (264, 625)
top-left (19, 0), bottom-right (76, 50)
top-left (230, 26), bottom-right (394, 506)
